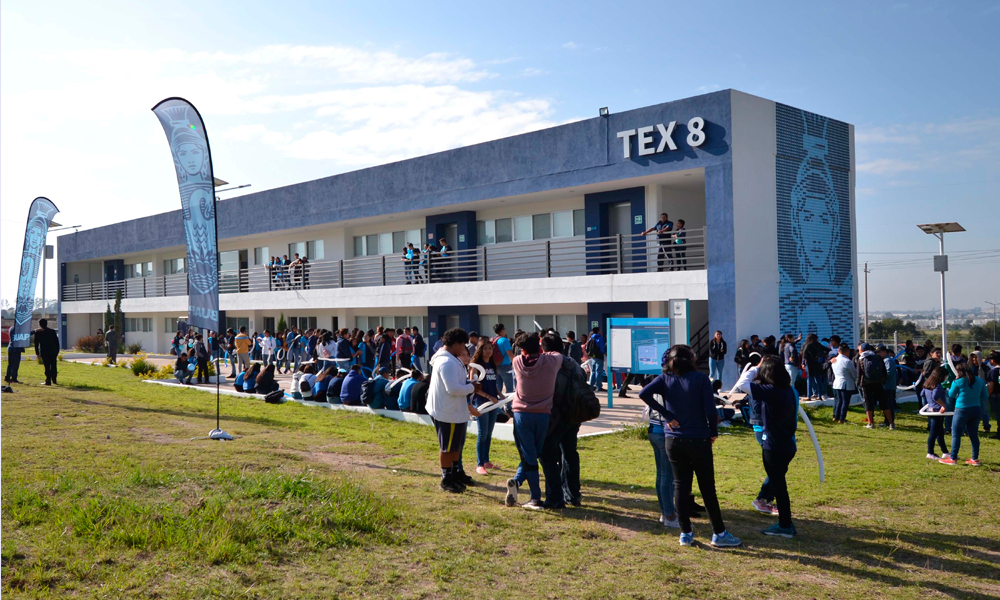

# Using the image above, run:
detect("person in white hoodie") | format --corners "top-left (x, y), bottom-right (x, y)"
top-left (261, 330), bottom-right (277, 367)
top-left (831, 343), bottom-right (858, 424)
top-left (428, 328), bottom-right (482, 493)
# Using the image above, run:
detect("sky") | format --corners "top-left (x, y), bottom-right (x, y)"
top-left (2, 0), bottom-right (998, 313)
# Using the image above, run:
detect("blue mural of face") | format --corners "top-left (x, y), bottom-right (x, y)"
top-left (175, 142), bottom-right (206, 177)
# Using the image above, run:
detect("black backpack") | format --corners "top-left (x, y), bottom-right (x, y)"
top-left (554, 360), bottom-right (601, 424)
top-left (264, 390), bottom-right (285, 404)
top-left (862, 354), bottom-right (887, 385)
top-left (585, 337), bottom-right (604, 360)
top-left (361, 379), bottom-right (375, 406)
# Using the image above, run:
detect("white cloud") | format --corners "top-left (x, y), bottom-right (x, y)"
top-left (519, 67), bottom-right (546, 77)
top-left (561, 42), bottom-right (579, 50)
top-left (856, 158), bottom-right (921, 175)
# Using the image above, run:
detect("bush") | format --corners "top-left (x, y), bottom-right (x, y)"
top-left (125, 341), bottom-right (143, 355)
top-left (75, 335), bottom-right (104, 353)
top-left (126, 352), bottom-right (157, 377)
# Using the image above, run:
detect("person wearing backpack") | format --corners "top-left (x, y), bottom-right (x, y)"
top-left (395, 328), bottom-right (413, 370)
top-left (586, 326), bottom-right (607, 392)
top-left (856, 342), bottom-right (894, 429)
top-left (539, 333), bottom-right (595, 508)
top-left (492, 323), bottom-right (515, 395)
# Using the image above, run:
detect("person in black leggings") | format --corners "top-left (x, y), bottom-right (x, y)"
top-left (639, 345), bottom-right (741, 548)
top-left (747, 355), bottom-right (800, 538)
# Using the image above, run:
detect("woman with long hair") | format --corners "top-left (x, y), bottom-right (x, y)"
top-left (639, 345), bottom-right (741, 548)
top-left (470, 341), bottom-right (502, 475)
top-left (734, 339), bottom-right (751, 374)
top-left (921, 366), bottom-right (950, 460)
top-left (748, 355), bottom-right (799, 538)
top-left (940, 362), bottom-right (988, 466)
top-left (255, 364), bottom-right (279, 394)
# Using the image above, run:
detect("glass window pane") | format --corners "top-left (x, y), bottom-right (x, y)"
top-left (354, 237), bottom-right (363, 258)
top-left (495, 218), bottom-right (512, 243)
top-left (378, 233), bottom-right (392, 255)
top-left (573, 209), bottom-right (586, 236)
top-left (556, 315), bottom-right (575, 335)
top-left (553, 211), bottom-right (573, 238)
top-left (392, 231), bottom-right (406, 253)
top-left (382, 316), bottom-right (394, 330)
top-left (356, 316), bottom-right (367, 331)
top-left (421, 228), bottom-right (427, 245)
top-left (406, 229), bottom-right (421, 246)
top-left (308, 240), bottom-right (324, 260)
top-left (535, 315), bottom-right (554, 331)
top-left (477, 221), bottom-right (486, 246)
top-left (532, 214), bottom-right (551, 240)
top-left (496, 315), bottom-right (514, 335)
top-left (512, 216), bottom-right (531, 242)
top-left (365, 234), bottom-right (378, 256)
top-left (515, 315), bottom-right (534, 333)
top-left (577, 315), bottom-right (591, 337)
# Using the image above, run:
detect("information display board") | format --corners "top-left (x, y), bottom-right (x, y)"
top-left (608, 318), bottom-right (672, 376)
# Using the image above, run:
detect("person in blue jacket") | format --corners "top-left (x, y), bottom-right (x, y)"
top-left (341, 364), bottom-right (366, 405)
top-left (327, 370), bottom-right (347, 404)
top-left (639, 345), bottom-right (741, 549)
top-left (369, 366), bottom-right (391, 409)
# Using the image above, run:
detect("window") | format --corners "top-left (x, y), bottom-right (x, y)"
top-left (288, 242), bottom-right (305, 258)
top-left (406, 229), bottom-right (422, 247)
top-left (253, 246), bottom-right (269, 266)
top-left (365, 234), bottom-right (378, 256)
top-left (125, 262), bottom-right (151, 279)
top-left (355, 229), bottom-right (425, 256)
top-left (306, 240), bottom-right (324, 260)
top-left (289, 316), bottom-right (317, 330)
top-left (353, 237), bottom-right (364, 258)
top-left (125, 317), bottom-right (152, 332)
top-left (164, 258), bottom-right (185, 275)
top-left (262, 317), bottom-right (275, 333)
top-left (378, 233), bottom-right (392, 255)
top-left (495, 218), bottom-right (513, 243)
top-left (480, 314), bottom-right (588, 337)
top-left (477, 220), bottom-right (496, 245)
top-left (392, 231), bottom-right (405, 254)
top-left (512, 216), bottom-right (532, 241)
top-left (164, 317), bottom-right (183, 333)
top-left (573, 209), bottom-right (586, 236)
top-left (532, 214), bottom-right (551, 240)
top-left (553, 211), bottom-right (574, 238)
top-left (226, 317), bottom-right (250, 333)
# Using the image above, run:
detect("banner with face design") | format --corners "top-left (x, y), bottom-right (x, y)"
top-left (152, 98), bottom-right (220, 332)
top-left (11, 197), bottom-right (59, 348)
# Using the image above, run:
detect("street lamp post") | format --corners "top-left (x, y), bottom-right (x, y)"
top-left (917, 222), bottom-right (966, 357)
top-left (986, 300), bottom-right (999, 344)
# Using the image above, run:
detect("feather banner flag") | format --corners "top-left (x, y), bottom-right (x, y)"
top-left (11, 197), bottom-right (59, 348)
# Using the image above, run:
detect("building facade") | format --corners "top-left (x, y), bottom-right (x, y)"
top-left (57, 89), bottom-right (857, 372)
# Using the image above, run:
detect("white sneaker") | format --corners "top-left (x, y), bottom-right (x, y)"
top-left (926, 453), bottom-right (940, 460)
top-left (865, 424), bottom-right (874, 429)
top-left (663, 515), bottom-right (680, 528)
top-left (719, 420), bottom-right (732, 428)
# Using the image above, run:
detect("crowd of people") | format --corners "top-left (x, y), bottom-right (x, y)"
top-left (265, 253), bottom-right (311, 290)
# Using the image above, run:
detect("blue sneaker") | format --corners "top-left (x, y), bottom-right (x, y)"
top-left (710, 530), bottom-right (742, 548)
top-left (761, 523), bottom-right (797, 538)
top-left (679, 531), bottom-right (694, 546)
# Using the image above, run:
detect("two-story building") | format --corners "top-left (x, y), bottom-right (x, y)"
top-left (57, 89), bottom-right (858, 367)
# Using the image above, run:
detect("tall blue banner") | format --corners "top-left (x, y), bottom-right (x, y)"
top-left (152, 98), bottom-right (220, 332)
top-left (11, 197), bottom-right (59, 348)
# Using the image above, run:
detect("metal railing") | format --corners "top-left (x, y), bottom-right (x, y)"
top-left (62, 228), bottom-right (707, 301)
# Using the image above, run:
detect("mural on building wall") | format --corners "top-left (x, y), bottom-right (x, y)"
top-left (776, 104), bottom-right (854, 343)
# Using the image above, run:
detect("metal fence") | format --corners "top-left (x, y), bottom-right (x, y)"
top-left (62, 228), bottom-right (707, 301)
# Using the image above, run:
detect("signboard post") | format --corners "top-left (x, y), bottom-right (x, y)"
top-left (606, 317), bottom-right (676, 409)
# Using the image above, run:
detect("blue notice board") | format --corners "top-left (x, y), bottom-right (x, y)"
top-left (606, 318), bottom-right (673, 408)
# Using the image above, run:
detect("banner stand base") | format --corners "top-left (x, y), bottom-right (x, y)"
top-left (208, 428), bottom-right (233, 441)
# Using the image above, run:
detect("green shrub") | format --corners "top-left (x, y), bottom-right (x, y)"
top-left (125, 341), bottom-right (143, 354)
top-left (126, 353), bottom-right (157, 377)
top-left (75, 335), bottom-right (104, 353)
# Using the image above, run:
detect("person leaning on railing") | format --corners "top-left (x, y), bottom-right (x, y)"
top-left (641, 212), bottom-right (674, 272)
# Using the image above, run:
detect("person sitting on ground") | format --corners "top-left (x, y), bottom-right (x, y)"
top-left (370, 366), bottom-right (391, 409)
top-left (311, 366), bottom-right (336, 402)
top-left (714, 379), bottom-right (734, 427)
top-left (328, 369), bottom-right (347, 404)
top-left (175, 352), bottom-right (193, 385)
top-left (410, 367), bottom-right (431, 415)
top-left (399, 369), bottom-right (423, 412)
top-left (385, 369), bottom-right (408, 411)
top-left (747, 355), bottom-right (800, 538)
top-left (242, 363), bottom-right (261, 394)
top-left (341, 364), bottom-right (365, 406)
top-left (255, 364), bottom-right (280, 395)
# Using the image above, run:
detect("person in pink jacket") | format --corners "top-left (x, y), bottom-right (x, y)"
top-left (505, 332), bottom-right (563, 510)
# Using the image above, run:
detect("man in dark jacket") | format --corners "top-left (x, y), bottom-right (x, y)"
top-left (539, 333), bottom-right (591, 508)
top-left (194, 334), bottom-right (210, 383)
top-left (34, 318), bottom-right (60, 385)
top-left (104, 325), bottom-right (120, 364)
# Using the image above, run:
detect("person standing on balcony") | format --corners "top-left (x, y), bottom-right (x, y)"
top-left (289, 253), bottom-right (303, 289)
top-left (421, 243), bottom-right (434, 283)
top-left (641, 212), bottom-right (674, 272)
top-left (674, 219), bottom-right (688, 270)
top-left (402, 244), bottom-right (416, 284)
top-left (437, 237), bottom-right (453, 283)
top-left (708, 331), bottom-right (727, 385)
top-left (234, 326), bottom-right (251, 374)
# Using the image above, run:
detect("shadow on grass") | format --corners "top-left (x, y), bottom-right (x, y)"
top-left (65, 396), bottom-right (294, 430)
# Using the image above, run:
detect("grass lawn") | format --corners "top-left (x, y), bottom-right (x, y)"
top-left (2, 359), bottom-right (999, 599)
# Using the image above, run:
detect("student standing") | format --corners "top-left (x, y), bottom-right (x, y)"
top-left (194, 334), bottom-right (210, 384)
top-left (708, 330), bottom-right (727, 385)
top-left (831, 344), bottom-right (857, 424)
top-left (104, 325), bottom-right (120, 364)
top-left (639, 345), bottom-right (740, 548)
top-left (586, 326), bottom-right (607, 391)
top-left (921, 367), bottom-right (950, 460)
top-left (470, 342), bottom-right (501, 475)
top-left (505, 333), bottom-right (562, 510)
top-left (747, 356), bottom-right (800, 538)
top-left (234, 327), bottom-right (251, 374)
top-left (856, 343), bottom-right (894, 429)
top-left (492, 323), bottom-right (515, 395)
top-left (539, 333), bottom-right (588, 509)
top-left (261, 330), bottom-right (277, 367)
top-left (940, 363), bottom-right (988, 466)
top-left (801, 334), bottom-right (829, 401)
top-left (34, 318), bottom-right (60, 385)
top-left (427, 328), bottom-right (481, 493)
top-left (641, 212), bottom-right (674, 272)
top-left (987, 352), bottom-right (1000, 440)
top-left (733, 339), bottom-right (752, 374)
